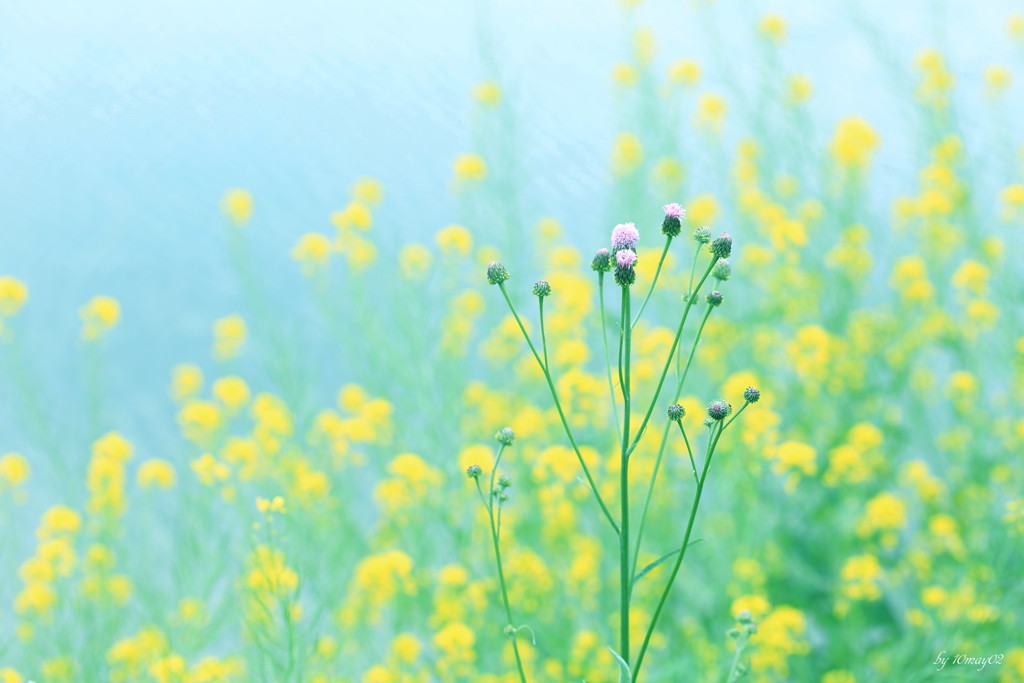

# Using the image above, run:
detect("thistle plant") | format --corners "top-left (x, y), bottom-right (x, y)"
top-left (479, 203), bottom-right (762, 681)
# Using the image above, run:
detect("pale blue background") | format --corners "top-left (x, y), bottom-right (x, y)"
top-left (0, 0), bottom-right (1019, 463)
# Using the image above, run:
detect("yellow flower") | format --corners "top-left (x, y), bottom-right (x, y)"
top-left (434, 621), bottom-right (475, 654)
top-left (0, 452), bottom-right (30, 488)
top-left (1010, 14), bottom-right (1024, 41)
top-left (212, 376), bottom-right (251, 411)
top-left (695, 93), bottom-right (727, 133)
top-left (667, 59), bottom-right (701, 86)
top-left (80, 295), bottom-right (121, 340)
top-left (256, 495), bottom-right (286, 515)
top-left (351, 176), bottom-right (384, 206)
top-left (687, 194), bottom-right (720, 226)
top-left (758, 14), bottom-right (787, 43)
top-left (435, 225), bottom-right (473, 256)
top-left (291, 233), bottom-right (332, 273)
top-left (398, 244), bottom-right (432, 280)
top-left (0, 276), bottom-right (28, 317)
top-left (331, 201), bottom-right (373, 232)
top-left (611, 132), bottom-right (644, 175)
top-left (830, 117), bottom-right (879, 169)
top-left (212, 314), bottom-right (246, 361)
top-left (452, 154), bottom-right (487, 185)
top-left (984, 65), bottom-right (1012, 97)
top-left (472, 80), bottom-right (502, 106)
top-left (950, 260), bottom-right (989, 296)
top-left (786, 75), bottom-right (813, 104)
top-left (612, 62), bottom-right (638, 87)
top-left (1000, 183), bottom-right (1024, 221)
top-left (170, 364), bottom-right (203, 402)
top-left (0, 668), bottom-right (23, 683)
top-left (633, 28), bottom-right (656, 64)
top-left (137, 459), bottom-right (176, 489)
top-left (220, 188), bottom-right (253, 225)
top-left (392, 633), bottom-right (421, 664)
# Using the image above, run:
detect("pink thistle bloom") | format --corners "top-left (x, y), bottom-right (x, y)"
top-left (663, 203), bottom-right (685, 219)
top-left (611, 223), bottom-right (640, 251)
top-left (616, 249), bottom-right (637, 269)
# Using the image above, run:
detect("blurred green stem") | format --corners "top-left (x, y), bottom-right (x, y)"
top-left (475, 444), bottom-right (529, 683)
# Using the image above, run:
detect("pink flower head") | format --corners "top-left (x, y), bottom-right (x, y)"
top-left (616, 249), bottom-right (637, 269)
top-left (611, 222), bottom-right (640, 251)
top-left (663, 203), bottom-right (685, 219)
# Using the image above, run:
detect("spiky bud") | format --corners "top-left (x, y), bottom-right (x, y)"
top-left (743, 386), bottom-right (761, 403)
top-left (497, 474), bottom-right (512, 489)
top-left (495, 427), bottom-right (515, 446)
top-left (706, 290), bottom-right (724, 307)
top-left (712, 259), bottom-right (732, 281)
top-left (532, 280), bottom-right (551, 298)
top-left (667, 403), bottom-right (685, 422)
top-left (693, 226), bottom-right (711, 244)
top-left (710, 233), bottom-right (733, 259)
top-left (707, 399), bottom-right (732, 421)
top-left (466, 465), bottom-right (483, 480)
top-left (486, 261), bottom-right (510, 285)
top-left (662, 203), bottom-right (685, 237)
top-left (591, 248), bottom-right (613, 273)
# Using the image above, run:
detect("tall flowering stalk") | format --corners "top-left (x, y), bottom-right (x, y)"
top-left (482, 203), bottom-right (761, 681)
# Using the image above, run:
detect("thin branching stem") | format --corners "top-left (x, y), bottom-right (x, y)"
top-left (631, 236), bottom-right (673, 329)
top-left (629, 302), bottom-right (716, 580)
top-left (498, 283), bottom-right (620, 536)
top-left (627, 256), bottom-right (719, 458)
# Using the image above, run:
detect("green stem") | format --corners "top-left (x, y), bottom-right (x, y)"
top-left (498, 284), bottom-right (620, 536)
top-left (631, 236), bottom-right (673, 328)
top-left (630, 301), bottom-right (716, 578)
top-left (633, 402), bottom-right (750, 681)
top-left (620, 285), bottom-right (632, 664)
top-left (680, 248), bottom-right (702, 376)
top-left (627, 256), bottom-right (719, 457)
top-left (476, 449), bottom-right (529, 683)
top-left (598, 273), bottom-right (623, 444)
top-left (538, 298), bottom-right (549, 371)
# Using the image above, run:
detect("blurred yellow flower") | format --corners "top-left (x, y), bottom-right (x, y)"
top-left (291, 233), bottom-right (332, 273)
top-left (695, 93), bottom-right (727, 133)
top-left (0, 276), bottom-right (28, 317)
top-left (612, 62), bottom-right (638, 87)
top-left (170, 364), bottom-right (203, 402)
top-left (212, 314), bottom-right (246, 361)
top-left (80, 295), bottom-right (121, 340)
top-left (611, 132), bottom-right (644, 175)
top-left (633, 28), bottom-right (656, 65)
top-left (667, 59), bottom-right (701, 87)
top-left (137, 459), bottom-right (176, 489)
top-left (0, 452), bottom-right (30, 489)
top-left (351, 176), bottom-right (384, 206)
top-left (758, 14), bottom-right (787, 43)
top-left (472, 80), bottom-right (502, 106)
top-left (220, 188), bottom-right (253, 225)
top-left (399, 243), bottom-right (432, 280)
top-left (452, 153), bottom-right (487, 186)
top-left (984, 65), bottom-right (1012, 97)
top-left (786, 74), bottom-right (813, 105)
top-left (830, 117), bottom-right (879, 169)
top-left (435, 224), bottom-right (473, 256)
top-left (213, 375), bottom-right (251, 411)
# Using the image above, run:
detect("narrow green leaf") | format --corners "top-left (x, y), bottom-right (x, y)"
top-left (608, 647), bottom-right (632, 683)
top-left (632, 539), bottom-right (704, 585)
